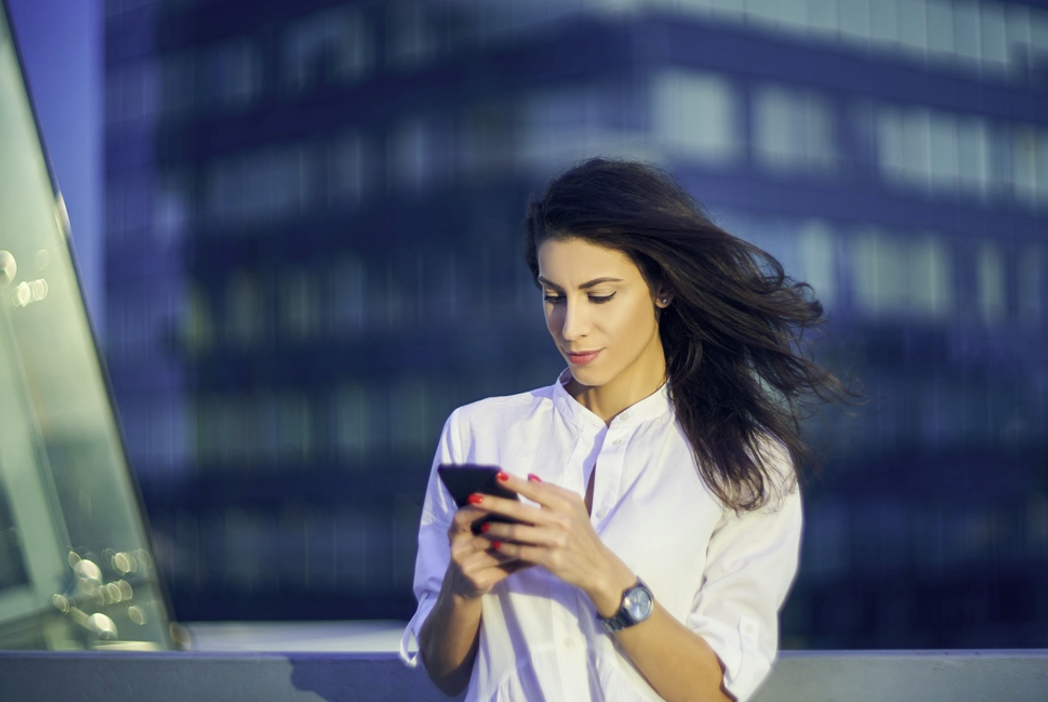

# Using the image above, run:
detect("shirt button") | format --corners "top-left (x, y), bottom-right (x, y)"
top-left (612, 438), bottom-right (623, 446)
top-left (596, 508), bottom-right (607, 519)
top-left (619, 412), bottom-right (629, 421)
top-left (564, 638), bottom-right (575, 650)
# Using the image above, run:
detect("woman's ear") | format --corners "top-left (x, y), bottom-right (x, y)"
top-left (655, 288), bottom-right (674, 308)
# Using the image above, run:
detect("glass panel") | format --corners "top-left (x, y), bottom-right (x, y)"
top-left (652, 69), bottom-right (739, 164)
top-left (977, 242), bottom-right (1006, 324)
top-left (0, 5), bottom-right (175, 650)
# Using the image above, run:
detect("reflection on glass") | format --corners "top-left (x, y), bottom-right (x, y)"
top-left (0, 3), bottom-right (175, 650)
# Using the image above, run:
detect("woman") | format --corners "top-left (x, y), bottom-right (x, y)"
top-left (399, 158), bottom-right (847, 701)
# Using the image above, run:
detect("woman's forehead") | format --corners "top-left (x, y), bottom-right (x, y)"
top-left (536, 238), bottom-right (641, 283)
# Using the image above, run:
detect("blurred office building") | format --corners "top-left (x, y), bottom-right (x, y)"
top-left (103, 0), bottom-right (1048, 647)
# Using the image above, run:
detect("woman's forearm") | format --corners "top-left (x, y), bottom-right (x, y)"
top-left (418, 580), bottom-right (484, 696)
top-left (586, 558), bottom-right (732, 702)
top-left (613, 604), bottom-right (732, 702)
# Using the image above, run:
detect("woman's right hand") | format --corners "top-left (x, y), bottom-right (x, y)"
top-left (444, 503), bottom-right (530, 599)
top-left (419, 502), bottom-right (530, 695)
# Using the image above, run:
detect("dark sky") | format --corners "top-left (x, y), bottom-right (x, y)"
top-left (6, 0), bottom-right (103, 328)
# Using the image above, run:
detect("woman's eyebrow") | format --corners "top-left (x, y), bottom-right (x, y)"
top-left (537, 275), bottom-right (624, 291)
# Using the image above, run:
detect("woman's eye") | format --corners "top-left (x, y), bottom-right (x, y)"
top-left (543, 293), bottom-right (564, 304)
top-left (588, 293), bottom-right (614, 304)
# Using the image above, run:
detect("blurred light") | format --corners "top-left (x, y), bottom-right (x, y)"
top-left (112, 551), bottom-right (137, 574)
top-left (128, 606), bottom-right (147, 626)
top-left (74, 559), bottom-right (103, 589)
top-left (117, 580), bottom-right (133, 601)
top-left (52, 594), bottom-right (70, 613)
top-left (0, 250), bottom-right (15, 285)
top-left (14, 281), bottom-right (31, 306)
top-left (87, 612), bottom-right (118, 640)
top-left (31, 278), bottom-right (47, 301)
top-left (34, 248), bottom-right (49, 270)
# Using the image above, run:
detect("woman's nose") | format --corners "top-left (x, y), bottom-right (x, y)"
top-left (560, 300), bottom-right (588, 340)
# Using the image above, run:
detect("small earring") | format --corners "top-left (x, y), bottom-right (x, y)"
top-left (660, 297), bottom-right (669, 305)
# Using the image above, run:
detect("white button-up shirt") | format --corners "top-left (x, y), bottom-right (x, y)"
top-left (400, 372), bottom-right (802, 702)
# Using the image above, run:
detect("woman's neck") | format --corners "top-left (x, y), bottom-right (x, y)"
top-left (565, 365), bottom-right (667, 425)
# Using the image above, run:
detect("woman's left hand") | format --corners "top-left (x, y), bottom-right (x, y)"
top-left (472, 471), bottom-right (637, 616)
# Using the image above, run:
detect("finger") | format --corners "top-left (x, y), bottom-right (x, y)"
top-left (497, 559), bottom-right (535, 576)
top-left (480, 520), bottom-right (563, 548)
top-left (450, 505), bottom-right (489, 535)
top-left (468, 492), bottom-right (546, 526)
top-left (488, 539), bottom-right (546, 567)
top-left (496, 471), bottom-right (578, 510)
top-left (458, 543), bottom-right (525, 575)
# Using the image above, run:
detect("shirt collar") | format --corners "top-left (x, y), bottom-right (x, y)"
top-left (552, 369), bottom-right (672, 430)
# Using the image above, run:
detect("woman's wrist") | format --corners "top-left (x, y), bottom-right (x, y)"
top-left (585, 548), bottom-right (642, 617)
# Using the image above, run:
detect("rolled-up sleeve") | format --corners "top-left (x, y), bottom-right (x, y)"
top-left (398, 411), bottom-right (463, 668)
top-left (685, 474), bottom-right (803, 701)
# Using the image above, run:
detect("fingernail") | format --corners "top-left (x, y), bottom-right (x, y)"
top-left (528, 473), bottom-right (542, 483)
top-left (496, 471), bottom-right (509, 482)
top-left (481, 522), bottom-right (491, 533)
top-left (492, 541), bottom-right (502, 550)
top-left (468, 493), bottom-right (483, 505)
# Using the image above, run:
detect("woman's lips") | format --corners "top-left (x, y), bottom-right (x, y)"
top-left (566, 349), bottom-right (602, 365)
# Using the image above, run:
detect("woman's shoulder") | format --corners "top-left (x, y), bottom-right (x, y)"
top-left (448, 383), bottom-right (557, 428)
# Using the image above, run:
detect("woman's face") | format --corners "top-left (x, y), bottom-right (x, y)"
top-left (537, 237), bottom-right (669, 393)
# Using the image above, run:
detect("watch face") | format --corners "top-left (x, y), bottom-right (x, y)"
top-left (625, 586), bottom-right (653, 621)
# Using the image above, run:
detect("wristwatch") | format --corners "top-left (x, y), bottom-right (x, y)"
top-left (597, 578), bottom-right (654, 633)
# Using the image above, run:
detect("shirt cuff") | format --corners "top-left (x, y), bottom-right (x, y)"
top-left (398, 593), bottom-right (436, 668)
top-left (692, 614), bottom-right (771, 702)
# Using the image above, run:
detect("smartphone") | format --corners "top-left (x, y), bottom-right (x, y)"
top-left (437, 464), bottom-right (519, 534)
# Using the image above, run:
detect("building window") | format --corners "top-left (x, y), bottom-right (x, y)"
top-left (279, 267), bottom-right (321, 341)
top-left (208, 39), bottom-right (262, 111)
top-left (850, 228), bottom-right (951, 320)
top-left (206, 145), bottom-right (318, 229)
top-left (956, 116), bottom-right (993, 200)
top-left (282, 7), bottom-right (371, 94)
top-left (976, 242), bottom-right (1006, 325)
top-left (329, 256), bottom-right (367, 337)
top-left (334, 382), bottom-right (370, 462)
top-left (183, 281), bottom-right (213, 355)
top-left (1018, 246), bottom-right (1044, 328)
top-left (518, 83), bottom-right (646, 174)
top-left (907, 235), bottom-right (951, 319)
top-left (388, 1), bottom-right (438, 69)
top-left (160, 51), bottom-right (196, 118)
top-left (153, 172), bottom-right (192, 244)
top-left (897, 0), bottom-right (929, 58)
top-left (390, 116), bottom-right (450, 193)
top-left (753, 84), bottom-right (837, 173)
top-left (1010, 126), bottom-right (1048, 208)
top-left (278, 392), bottom-right (313, 462)
top-left (327, 132), bottom-right (369, 208)
top-left (225, 269), bottom-right (265, 348)
top-left (106, 60), bottom-right (159, 125)
top-left (799, 220), bottom-right (837, 306)
top-left (652, 69), bottom-right (739, 165)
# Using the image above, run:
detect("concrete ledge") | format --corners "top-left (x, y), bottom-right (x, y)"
top-left (1, 649), bottom-right (1046, 701)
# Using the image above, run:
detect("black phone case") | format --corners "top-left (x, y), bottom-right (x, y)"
top-left (437, 464), bottom-right (519, 534)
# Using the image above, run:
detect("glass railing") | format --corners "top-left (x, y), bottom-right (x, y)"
top-left (0, 1), bottom-right (175, 650)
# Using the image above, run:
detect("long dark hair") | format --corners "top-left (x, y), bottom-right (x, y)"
top-left (524, 158), bottom-right (850, 512)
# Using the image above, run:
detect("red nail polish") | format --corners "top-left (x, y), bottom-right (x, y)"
top-left (528, 473), bottom-right (542, 483)
top-left (496, 471), bottom-right (509, 482)
top-left (481, 522), bottom-right (491, 533)
top-left (468, 493), bottom-right (483, 505)
top-left (492, 541), bottom-right (502, 550)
